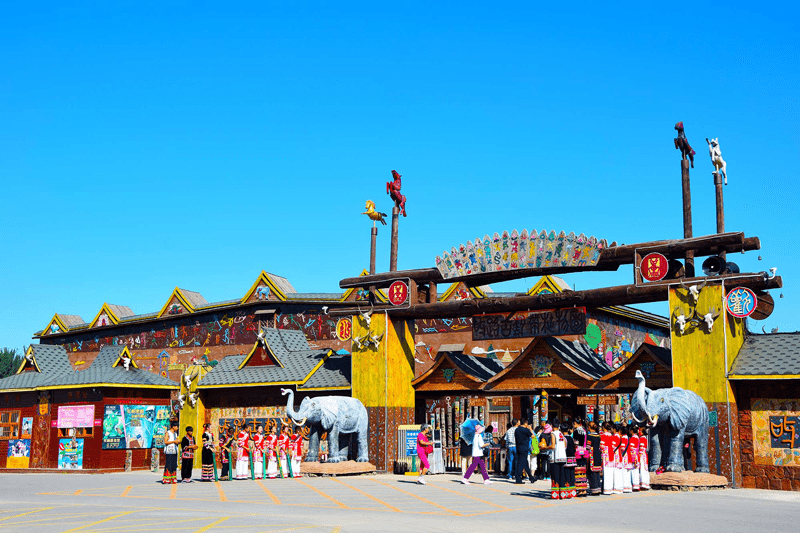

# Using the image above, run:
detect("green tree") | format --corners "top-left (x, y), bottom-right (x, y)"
top-left (0, 347), bottom-right (23, 379)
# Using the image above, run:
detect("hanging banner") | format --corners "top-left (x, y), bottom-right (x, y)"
top-left (102, 404), bottom-right (171, 449)
top-left (58, 438), bottom-right (84, 469)
top-left (58, 405), bottom-right (95, 428)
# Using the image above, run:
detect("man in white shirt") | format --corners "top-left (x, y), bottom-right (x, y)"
top-left (505, 419), bottom-right (519, 480)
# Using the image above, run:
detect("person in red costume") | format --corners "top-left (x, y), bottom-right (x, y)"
top-left (277, 425), bottom-right (290, 478)
top-left (629, 428), bottom-right (640, 491)
top-left (265, 425), bottom-right (279, 479)
top-left (235, 423), bottom-right (251, 480)
top-left (290, 426), bottom-right (304, 478)
top-left (252, 425), bottom-right (265, 479)
top-left (601, 422), bottom-right (614, 495)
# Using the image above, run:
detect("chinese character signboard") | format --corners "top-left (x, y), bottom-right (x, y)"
top-left (641, 253), bottom-right (669, 282)
top-left (102, 404), bottom-right (171, 449)
top-left (336, 318), bottom-right (352, 341)
top-left (58, 405), bottom-right (95, 429)
top-left (726, 287), bottom-right (757, 318)
top-left (473, 308), bottom-right (587, 340)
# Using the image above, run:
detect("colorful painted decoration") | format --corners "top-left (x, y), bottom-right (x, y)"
top-left (336, 318), bottom-right (352, 341)
top-left (436, 230), bottom-right (608, 279)
top-left (530, 355), bottom-right (555, 378)
top-left (641, 252), bottom-right (669, 282)
top-left (726, 287), bottom-right (757, 318)
top-left (639, 362), bottom-right (656, 379)
top-left (388, 280), bottom-right (409, 306)
top-left (443, 368), bottom-right (456, 383)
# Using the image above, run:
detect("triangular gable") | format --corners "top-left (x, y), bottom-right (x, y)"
top-left (412, 351), bottom-right (483, 391)
top-left (157, 287), bottom-right (201, 317)
top-left (340, 270), bottom-right (388, 303)
top-left (17, 345), bottom-right (40, 374)
top-left (242, 271), bottom-right (290, 303)
top-left (239, 339), bottom-right (284, 369)
top-left (42, 314), bottom-right (73, 335)
top-left (89, 303), bottom-right (123, 328)
top-left (110, 346), bottom-right (139, 369)
top-left (597, 343), bottom-right (672, 389)
top-left (482, 337), bottom-right (596, 391)
top-left (527, 275), bottom-right (571, 296)
top-left (438, 282), bottom-right (485, 302)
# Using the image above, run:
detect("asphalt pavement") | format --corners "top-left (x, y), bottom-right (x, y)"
top-left (0, 471), bottom-right (797, 532)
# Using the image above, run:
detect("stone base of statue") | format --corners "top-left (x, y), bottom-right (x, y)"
top-left (650, 471), bottom-right (729, 491)
top-left (302, 460), bottom-right (377, 477)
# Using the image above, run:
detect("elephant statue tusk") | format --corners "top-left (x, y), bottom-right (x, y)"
top-left (296, 417), bottom-right (307, 426)
top-left (649, 414), bottom-right (659, 427)
top-left (630, 410), bottom-right (643, 423)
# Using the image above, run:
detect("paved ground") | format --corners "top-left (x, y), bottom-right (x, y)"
top-left (0, 471), bottom-right (798, 532)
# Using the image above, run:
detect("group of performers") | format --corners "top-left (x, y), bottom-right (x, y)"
top-left (543, 419), bottom-right (649, 500)
top-left (598, 421), bottom-right (650, 495)
top-left (213, 422), bottom-right (304, 480)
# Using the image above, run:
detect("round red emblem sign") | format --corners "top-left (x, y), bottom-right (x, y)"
top-left (641, 252), bottom-right (669, 282)
top-left (388, 280), bottom-right (409, 306)
top-left (335, 318), bottom-right (352, 341)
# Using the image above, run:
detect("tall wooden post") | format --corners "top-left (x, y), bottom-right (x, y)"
top-left (681, 160), bottom-right (695, 277)
top-left (390, 207), bottom-right (400, 271)
top-left (370, 226), bottom-right (378, 275)
top-left (714, 172), bottom-right (725, 262)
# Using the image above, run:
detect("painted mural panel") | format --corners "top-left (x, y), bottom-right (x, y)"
top-left (583, 311), bottom-right (670, 369)
top-left (275, 311), bottom-right (337, 343)
top-left (751, 398), bottom-right (800, 467)
top-left (102, 405), bottom-right (171, 450)
top-left (416, 317), bottom-right (473, 334)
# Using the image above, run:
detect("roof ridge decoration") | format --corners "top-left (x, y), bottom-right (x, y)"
top-left (436, 230), bottom-right (608, 279)
top-left (41, 313), bottom-right (84, 336)
top-left (157, 287), bottom-right (207, 318)
top-left (110, 346), bottom-right (139, 370)
top-left (240, 338), bottom-right (285, 369)
top-left (89, 303), bottom-right (132, 328)
top-left (411, 350), bottom-right (485, 387)
top-left (340, 269), bottom-right (388, 303)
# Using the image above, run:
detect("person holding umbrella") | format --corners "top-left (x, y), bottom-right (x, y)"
top-left (460, 420), bottom-right (493, 485)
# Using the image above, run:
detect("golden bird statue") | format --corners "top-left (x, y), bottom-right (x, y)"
top-left (362, 200), bottom-right (388, 225)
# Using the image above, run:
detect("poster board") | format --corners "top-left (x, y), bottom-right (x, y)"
top-left (102, 405), bottom-right (171, 449)
top-left (58, 405), bottom-right (95, 428)
top-left (58, 438), bottom-right (84, 469)
top-left (6, 439), bottom-right (31, 469)
top-left (21, 417), bottom-right (33, 438)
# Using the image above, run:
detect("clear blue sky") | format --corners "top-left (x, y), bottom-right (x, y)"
top-left (1, 3), bottom-right (798, 352)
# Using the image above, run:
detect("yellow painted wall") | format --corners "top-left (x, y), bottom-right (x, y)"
top-left (670, 283), bottom-right (731, 403)
top-left (178, 365), bottom-right (208, 468)
top-left (350, 311), bottom-right (387, 407)
top-left (350, 312), bottom-right (414, 408)
top-left (386, 318), bottom-right (415, 407)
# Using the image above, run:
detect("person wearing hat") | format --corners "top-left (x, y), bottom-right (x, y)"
top-left (461, 423), bottom-right (493, 485)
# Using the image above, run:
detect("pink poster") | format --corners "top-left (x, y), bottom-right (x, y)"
top-left (58, 405), bottom-right (95, 428)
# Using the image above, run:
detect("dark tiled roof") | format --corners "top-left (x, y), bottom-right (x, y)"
top-left (198, 328), bottom-right (332, 388)
top-left (730, 333), bottom-right (800, 377)
top-left (299, 355), bottom-right (351, 389)
top-left (0, 345), bottom-right (177, 391)
top-left (450, 353), bottom-right (504, 382)
top-left (545, 337), bottom-right (613, 380)
top-left (642, 344), bottom-right (672, 367)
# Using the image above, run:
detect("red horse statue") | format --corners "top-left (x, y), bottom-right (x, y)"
top-left (386, 170), bottom-right (407, 217)
top-left (674, 122), bottom-right (696, 168)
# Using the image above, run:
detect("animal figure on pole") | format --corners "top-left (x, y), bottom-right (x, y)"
top-left (386, 170), bottom-right (407, 217)
top-left (674, 122), bottom-right (696, 168)
top-left (706, 138), bottom-right (727, 185)
top-left (362, 200), bottom-right (387, 225)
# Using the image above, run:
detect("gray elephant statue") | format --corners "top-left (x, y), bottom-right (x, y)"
top-left (630, 370), bottom-right (710, 473)
top-left (281, 388), bottom-right (369, 463)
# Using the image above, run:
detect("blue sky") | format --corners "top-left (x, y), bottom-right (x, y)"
top-left (1, 3), bottom-right (797, 352)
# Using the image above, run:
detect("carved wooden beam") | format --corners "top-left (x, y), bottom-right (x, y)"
top-left (330, 273), bottom-right (781, 320)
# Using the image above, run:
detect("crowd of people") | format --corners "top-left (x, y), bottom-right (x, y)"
top-left (450, 417), bottom-right (651, 499)
top-left (162, 421), bottom-right (304, 484)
